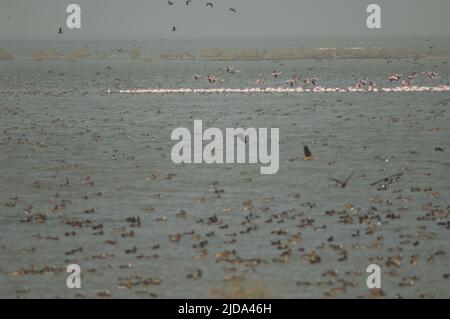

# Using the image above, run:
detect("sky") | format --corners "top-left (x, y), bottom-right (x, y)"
top-left (0, 0), bottom-right (450, 40)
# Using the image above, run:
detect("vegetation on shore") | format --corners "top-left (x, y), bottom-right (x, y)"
top-left (0, 48), bottom-right (14, 60)
top-left (31, 50), bottom-right (64, 61)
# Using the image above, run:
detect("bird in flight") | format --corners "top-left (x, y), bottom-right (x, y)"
top-left (329, 171), bottom-right (355, 188)
top-left (388, 73), bottom-right (402, 81)
top-left (303, 145), bottom-right (315, 161)
top-left (255, 78), bottom-right (265, 85)
top-left (272, 70), bottom-right (282, 78)
top-left (58, 27), bottom-right (63, 34)
top-left (186, 0), bottom-right (192, 5)
top-left (168, 1), bottom-right (174, 5)
top-left (304, 78), bottom-right (318, 86)
top-left (229, 8), bottom-right (237, 13)
top-left (206, 2), bottom-right (213, 7)
top-left (370, 173), bottom-right (403, 187)
top-left (172, 26), bottom-right (177, 32)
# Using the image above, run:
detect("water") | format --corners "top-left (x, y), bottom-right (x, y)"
top-left (0, 39), bottom-right (449, 298)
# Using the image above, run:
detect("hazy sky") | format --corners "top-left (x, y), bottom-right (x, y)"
top-left (1, 0), bottom-right (450, 39)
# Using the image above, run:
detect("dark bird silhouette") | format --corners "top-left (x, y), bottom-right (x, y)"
top-left (303, 145), bottom-right (315, 161)
top-left (172, 26), bottom-right (177, 32)
top-left (186, 0), bottom-right (192, 5)
top-left (286, 79), bottom-right (296, 87)
top-left (58, 27), bottom-right (63, 34)
top-left (303, 78), bottom-right (318, 86)
top-left (329, 171), bottom-right (355, 188)
top-left (229, 8), bottom-right (237, 13)
top-left (206, 2), bottom-right (213, 7)
top-left (370, 173), bottom-right (403, 186)
top-left (168, 1), bottom-right (174, 5)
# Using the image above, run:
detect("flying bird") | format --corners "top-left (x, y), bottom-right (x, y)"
top-left (58, 27), bottom-right (63, 34)
top-left (388, 73), bottom-right (402, 81)
top-left (172, 26), bottom-right (177, 32)
top-left (329, 171), bottom-right (355, 188)
top-left (355, 79), bottom-right (367, 89)
top-left (370, 173), bottom-right (403, 187)
top-left (286, 79), bottom-right (296, 87)
top-left (225, 65), bottom-right (238, 74)
top-left (303, 78), bottom-right (318, 86)
top-left (168, 1), bottom-right (174, 5)
top-left (422, 71), bottom-right (441, 80)
top-left (272, 70), bottom-right (282, 78)
top-left (229, 8), bottom-right (237, 13)
top-left (286, 75), bottom-right (299, 87)
top-left (186, 0), bottom-right (192, 5)
top-left (303, 145), bottom-right (315, 161)
top-left (401, 73), bottom-right (418, 87)
top-left (206, 2), bottom-right (213, 7)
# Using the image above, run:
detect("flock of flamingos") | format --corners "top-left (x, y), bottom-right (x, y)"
top-left (109, 69), bottom-right (450, 95)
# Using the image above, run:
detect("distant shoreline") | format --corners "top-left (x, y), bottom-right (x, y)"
top-left (1, 46), bottom-right (449, 62)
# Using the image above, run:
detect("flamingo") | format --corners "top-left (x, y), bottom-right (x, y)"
top-left (272, 71), bottom-right (282, 79)
top-left (388, 73), bottom-right (402, 81)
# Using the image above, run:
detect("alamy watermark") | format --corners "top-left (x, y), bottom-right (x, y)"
top-left (366, 264), bottom-right (381, 289)
top-left (63, 3), bottom-right (380, 31)
top-left (66, 4), bottom-right (81, 29)
top-left (66, 264), bottom-right (81, 289)
top-left (367, 4), bottom-right (382, 29)
top-left (171, 120), bottom-right (279, 175)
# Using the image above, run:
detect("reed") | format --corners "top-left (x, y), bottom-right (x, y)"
top-left (31, 50), bottom-right (64, 61)
top-left (0, 49), bottom-right (14, 60)
top-left (70, 47), bottom-right (90, 60)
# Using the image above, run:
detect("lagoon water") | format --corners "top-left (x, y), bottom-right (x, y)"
top-left (0, 39), bottom-right (449, 298)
